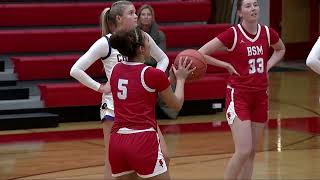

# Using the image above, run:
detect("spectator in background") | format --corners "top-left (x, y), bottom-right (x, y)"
top-left (137, 4), bottom-right (166, 67)
top-left (137, 4), bottom-right (179, 120)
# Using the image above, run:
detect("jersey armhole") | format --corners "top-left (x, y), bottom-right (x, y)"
top-left (265, 26), bottom-right (271, 47)
top-left (227, 27), bottom-right (237, 52)
top-left (101, 35), bottom-right (112, 60)
top-left (141, 66), bottom-right (156, 93)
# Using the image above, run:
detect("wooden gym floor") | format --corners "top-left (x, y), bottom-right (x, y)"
top-left (0, 70), bottom-right (320, 180)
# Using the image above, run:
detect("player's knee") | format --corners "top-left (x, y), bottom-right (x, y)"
top-left (236, 146), bottom-right (254, 160)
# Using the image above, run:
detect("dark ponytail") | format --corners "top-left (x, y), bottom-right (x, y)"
top-left (110, 28), bottom-right (145, 60)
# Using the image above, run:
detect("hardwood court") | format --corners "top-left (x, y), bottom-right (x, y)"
top-left (0, 70), bottom-right (320, 180)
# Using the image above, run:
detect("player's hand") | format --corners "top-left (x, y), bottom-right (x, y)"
top-left (168, 67), bottom-right (176, 84)
top-left (225, 63), bottom-right (239, 76)
top-left (98, 82), bottom-right (111, 94)
top-left (172, 57), bottom-right (196, 80)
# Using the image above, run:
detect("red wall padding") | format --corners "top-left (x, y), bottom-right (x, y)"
top-left (38, 75), bottom-right (227, 108)
top-left (0, 28), bottom-right (99, 53)
top-left (0, 1), bottom-right (211, 27)
top-left (12, 50), bottom-right (229, 80)
top-left (0, 24), bottom-right (231, 53)
top-left (38, 83), bottom-right (102, 107)
top-left (161, 24), bottom-right (232, 48)
top-left (11, 55), bottom-right (105, 80)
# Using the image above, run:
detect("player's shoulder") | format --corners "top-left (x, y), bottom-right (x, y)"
top-left (258, 23), bottom-right (272, 29)
top-left (145, 65), bottom-right (161, 73)
top-left (95, 33), bottom-right (111, 43)
top-left (226, 25), bottom-right (237, 31)
top-left (223, 25), bottom-right (238, 37)
top-left (144, 66), bottom-right (166, 77)
top-left (93, 35), bottom-right (110, 47)
top-left (257, 24), bottom-right (276, 32)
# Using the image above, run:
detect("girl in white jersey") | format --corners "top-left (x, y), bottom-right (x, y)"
top-left (306, 36), bottom-right (320, 103)
top-left (70, 1), bottom-right (169, 179)
top-left (306, 37), bottom-right (320, 75)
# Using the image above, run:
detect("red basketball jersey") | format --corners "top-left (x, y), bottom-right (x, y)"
top-left (218, 24), bottom-right (279, 91)
top-left (110, 62), bottom-right (170, 132)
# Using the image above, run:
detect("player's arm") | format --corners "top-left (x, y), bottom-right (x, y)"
top-left (198, 37), bottom-right (239, 75)
top-left (266, 28), bottom-right (286, 72)
top-left (267, 39), bottom-right (286, 72)
top-left (146, 60), bottom-right (193, 111)
top-left (199, 27), bottom-right (239, 75)
top-left (159, 60), bottom-right (194, 111)
top-left (97, 82), bottom-right (111, 94)
top-left (146, 32), bottom-right (169, 72)
top-left (199, 37), bottom-right (229, 67)
top-left (70, 37), bottom-right (110, 91)
top-left (306, 37), bottom-right (320, 75)
top-left (159, 83), bottom-right (183, 111)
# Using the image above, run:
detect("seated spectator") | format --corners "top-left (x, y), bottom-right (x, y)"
top-left (137, 4), bottom-right (166, 67)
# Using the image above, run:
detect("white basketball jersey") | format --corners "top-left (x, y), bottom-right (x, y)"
top-left (101, 34), bottom-right (128, 112)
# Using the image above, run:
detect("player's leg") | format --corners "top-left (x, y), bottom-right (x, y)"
top-left (109, 133), bottom-right (135, 180)
top-left (150, 132), bottom-right (171, 180)
top-left (224, 117), bottom-right (253, 180)
top-left (157, 126), bottom-right (170, 166)
top-left (224, 87), bottom-right (254, 179)
top-left (102, 113), bottom-right (115, 180)
top-left (115, 173), bottom-right (139, 180)
top-left (237, 122), bottom-right (265, 180)
top-left (150, 171), bottom-right (171, 180)
top-left (132, 131), bottom-right (169, 180)
top-left (237, 91), bottom-right (268, 179)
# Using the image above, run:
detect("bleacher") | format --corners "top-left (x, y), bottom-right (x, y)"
top-left (0, 0), bottom-right (231, 129)
top-left (10, 25), bottom-right (230, 80)
top-left (0, 1), bottom-right (212, 27)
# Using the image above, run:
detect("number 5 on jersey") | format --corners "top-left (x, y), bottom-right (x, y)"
top-left (117, 79), bottom-right (128, 100)
top-left (248, 58), bottom-right (264, 74)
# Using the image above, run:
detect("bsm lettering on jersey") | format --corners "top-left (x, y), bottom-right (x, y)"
top-left (247, 45), bottom-right (263, 56)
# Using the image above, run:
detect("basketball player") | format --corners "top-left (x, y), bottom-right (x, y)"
top-left (99, 27), bottom-right (194, 179)
top-left (69, 1), bottom-right (169, 179)
top-left (198, 0), bottom-right (285, 179)
top-left (306, 36), bottom-right (320, 75)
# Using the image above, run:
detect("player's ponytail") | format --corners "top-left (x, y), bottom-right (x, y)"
top-left (100, 1), bottom-right (133, 36)
top-left (100, 7), bottom-right (111, 36)
top-left (110, 28), bottom-right (145, 60)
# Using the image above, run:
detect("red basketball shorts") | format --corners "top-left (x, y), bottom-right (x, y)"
top-left (109, 128), bottom-right (167, 178)
top-left (225, 86), bottom-right (268, 124)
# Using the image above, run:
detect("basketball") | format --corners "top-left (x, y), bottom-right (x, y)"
top-left (174, 49), bottom-right (207, 81)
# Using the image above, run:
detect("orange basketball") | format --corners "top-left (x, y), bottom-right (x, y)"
top-left (174, 49), bottom-right (207, 81)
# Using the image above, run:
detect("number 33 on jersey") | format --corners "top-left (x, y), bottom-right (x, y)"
top-left (220, 24), bottom-right (277, 90)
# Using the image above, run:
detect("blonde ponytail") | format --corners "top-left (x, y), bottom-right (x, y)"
top-left (100, 7), bottom-right (111, 36)
top-left (100, 1), bottom-right (133, 36)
